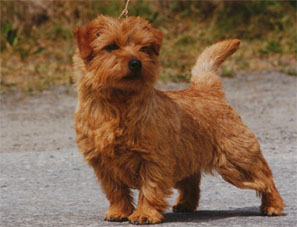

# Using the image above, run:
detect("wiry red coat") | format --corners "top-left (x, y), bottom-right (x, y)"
top-left (73, 15), bottom-right (284, 224)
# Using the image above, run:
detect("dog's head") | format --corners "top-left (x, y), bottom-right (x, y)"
top-left (73, 15), bottom-right (163, 91)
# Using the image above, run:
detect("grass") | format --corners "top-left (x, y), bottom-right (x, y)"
top-left (0, 0), bottom-right (296, 93)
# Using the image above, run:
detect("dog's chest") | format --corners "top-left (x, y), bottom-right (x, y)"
top-left (100, 149), bottom-right (143, 189)
top-left (96, 121), bottom-right (153, 188)
top-left (99, 113), bottom-right (155, 150)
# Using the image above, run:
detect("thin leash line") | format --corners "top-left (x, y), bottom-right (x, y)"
top-left (119, 0), bottom-right (130, 19)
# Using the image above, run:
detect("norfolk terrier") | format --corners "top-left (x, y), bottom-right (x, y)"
top-left (72, 15), bottom-right (284, 224)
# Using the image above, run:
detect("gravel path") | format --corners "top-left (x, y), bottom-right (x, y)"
top-left (0, 71), bottom-right (296, 226)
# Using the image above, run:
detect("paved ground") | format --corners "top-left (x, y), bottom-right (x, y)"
top-left (1, 72), bottom-right (296, 226)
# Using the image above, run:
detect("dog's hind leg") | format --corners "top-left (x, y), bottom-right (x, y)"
top-left (215, 143), bottom-right (284, 216)
top-left (173, 172), bottom-right (201, 212)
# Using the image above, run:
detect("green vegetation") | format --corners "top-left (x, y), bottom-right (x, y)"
top-left (1, 0), bottom-right (296, 93)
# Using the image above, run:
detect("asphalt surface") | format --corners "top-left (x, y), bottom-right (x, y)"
top-left (1, 72), bottom-right (296, 226)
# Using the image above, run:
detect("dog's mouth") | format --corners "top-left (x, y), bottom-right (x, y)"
top-left (123, 73), bottom-right (141, 81)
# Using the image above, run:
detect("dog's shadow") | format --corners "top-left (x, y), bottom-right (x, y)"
top-left (164, 206), bottom-right (267, 223)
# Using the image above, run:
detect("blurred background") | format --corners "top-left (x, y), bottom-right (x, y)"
top-left (1, 0), bottom-right (296, 94)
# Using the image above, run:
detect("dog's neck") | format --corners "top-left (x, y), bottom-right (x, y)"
top-left (107, 88), bottom-right (152, 103)
top-left (78, 85), bottom-right (157, 120)
top-left (100, 86), bottom-right (155, 103)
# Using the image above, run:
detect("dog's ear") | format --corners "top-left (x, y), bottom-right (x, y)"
top-left (151, 28), bottom-right (163, 56)
top-left (73, 20), bottom-right (99, 62)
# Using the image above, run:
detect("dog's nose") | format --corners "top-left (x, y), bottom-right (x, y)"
top-left (128, 59), bottom-right (142, 72)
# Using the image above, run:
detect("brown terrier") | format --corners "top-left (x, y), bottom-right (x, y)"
top-left (72, 15), bottom-right (284, 224)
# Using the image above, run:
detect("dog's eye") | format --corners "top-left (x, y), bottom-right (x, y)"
top-left (105, 43), bottom-right (119, 52)
top-left (140, 45), bottom-right (158, 55)
top-left (139, 46), bottom-right (151, 54)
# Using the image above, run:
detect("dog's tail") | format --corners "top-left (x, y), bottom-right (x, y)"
top-left (190, 39), bottom-right (240, 91)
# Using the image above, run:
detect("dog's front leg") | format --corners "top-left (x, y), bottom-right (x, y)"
top-left (128, 191), bottom-right (164, 224)
top-left (128, 163), bottom-right (172, 224)
top-left (89, 158), bottom-right (135, 222)
top-left (103, 182), bottom-right (135, 222)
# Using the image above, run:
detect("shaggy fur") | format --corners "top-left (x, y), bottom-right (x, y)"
top-left (72, 15), bottom-right (284, 224)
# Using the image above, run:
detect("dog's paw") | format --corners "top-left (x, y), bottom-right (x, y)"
top-left (260, 206), bottom-right (283, 216)
top-left (104, 216), bottom-right (128, 222)
top-left (173, 203), bottom-right (196, 213)
top-left (128, 210), bottom-right (163, 225)
top-left (104, 208), bottom-right (132, 222)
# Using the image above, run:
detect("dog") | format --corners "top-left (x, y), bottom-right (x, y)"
top-left (72, 15), bottom-right (284, 224)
